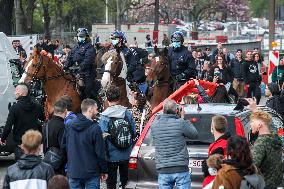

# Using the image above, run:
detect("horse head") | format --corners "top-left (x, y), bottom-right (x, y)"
top-left (101, 50), bottom-right (125, 88)
top-left (19, 47), bottom-right (55, 85)
top-left (150, 47), bottom-right (170, 81)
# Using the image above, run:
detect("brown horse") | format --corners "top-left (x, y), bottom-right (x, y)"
top-left (94, 43), bottom-right (111, 80)
top-left (147, 47), bottom-right (171, 109)
top-left (19, 49), bottom-right (81, 115)
top-left (101, 49), bottom-right (131, 108)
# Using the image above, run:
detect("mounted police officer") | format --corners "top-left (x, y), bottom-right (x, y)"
top-left (110, 31), bottom-right (147, 93)
top-left (168, 31), bottom-right (196, 89)
top-left (64, 28), bottom-right (96, 99)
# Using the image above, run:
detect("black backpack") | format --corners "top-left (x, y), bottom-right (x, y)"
top-left (107, 115), bottom-right (134, 149)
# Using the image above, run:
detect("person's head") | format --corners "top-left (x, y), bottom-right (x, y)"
top-left (163, 99), bottom-right (178, 114)
top-left (171, 31), bottom-right (184, 49)
top-left (53, 99), bottom-right (67, 117)
top-left (106, 85), bottom-right (120, 103)
top-left (63, 45), bottom-right (71, 54)
top-left (196, 50), bottom-right (202, 59)
top-left (211, 115), bottom-right (228, 138)
top-left (76, 28), bottom-right (89, 43)
top-left (16, 40), bottom-right (21, 47)
top-left (265, 83), bottom-right (280, 97)
top-left (253, 52), bottom-right (260, 62)
top-left (280, 57), bottom-right (284, 65)
top-left (250, 111), bottom-right (272, 135)
top-left (163, 33), bottom-right (167, 39)
top-left (15, 84), bottom-right (29, 100)
top-left (215, 54), bottom-right (225, 68)
top-left (134, 37), bottom-right (136, 40)
top-left (192, 49), bottom-right (197, 58)
top-left (110, 30), bottom-right (126, 49)
top-left (236, 49), bottom-right (242, 58)
top-left (12, 40), bottom-right (17, 48)
top-left (227, 136), bottom-right (252, 169)
top-left (48, 175), bottom-right (70, 189)
top-left (131, 91), bottom-right (147, 109)
top-left (181, 95), bottom-right (197, 105)
top-left (21, 130), bottom-right (42, 155)
top-left (19, 51), bottom-right (27, 60)
top-left (81, 98), bottom-right (98, 119)
top-left (146, 34), bottom-right (150, 40)
top-left (253, 48), bottom-right (259, 54)
top-left (217, 42), bottom-right (222, 50)
top-left (205, 47), bottom-right (211, 55)
top-left (55, 39), bottom-right (60, 46)
top-left (222, 48), bottom-right (228, 55)
top-left (60, 95), bottom-right (73, 111)
top-left (246, 50), bottom-right (252, 61)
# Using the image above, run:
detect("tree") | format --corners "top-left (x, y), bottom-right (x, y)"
top-left (41, 0), bottom-right (51, 38)
top-left (0, 0), bottom-right (14, 35)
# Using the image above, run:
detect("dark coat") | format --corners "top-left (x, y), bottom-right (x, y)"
top-left (3, 154), bottom-right (54, 189)
top-left (61, 113), bottom-right (107, 179)
top-left (1, 96), bottom-right (45, 145)
top-left (168, 45), bottom-right (197, 80)
top-left (243, 60), bottom-right (261, 84)
top-left (67, 42), bottom-right (96, 76)
top-left (208, 66), bottom-right (234, 84)
top-left (42, 115), bottom-right (65, 153)
top-left (230, 58), bottom-right (245, 80)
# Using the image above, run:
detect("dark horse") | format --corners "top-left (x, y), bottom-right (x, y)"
top-left (147, 47), bottom-right (171, 109)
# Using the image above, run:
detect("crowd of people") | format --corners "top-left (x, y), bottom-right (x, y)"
top-left (1, 28), bottom-right (283, 189)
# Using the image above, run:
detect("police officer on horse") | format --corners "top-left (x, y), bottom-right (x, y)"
top-left (110, 31), bottom-right (147, 93)
top-left (64, 28), bottom-right (97, 99)
top-left (168, 31), bottom-right (196, 90)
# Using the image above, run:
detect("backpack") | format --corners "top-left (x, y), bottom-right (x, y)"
top-left (237, 169), bottom-right (265, 189)
top-left (107, 115), bottom-right (134, 149)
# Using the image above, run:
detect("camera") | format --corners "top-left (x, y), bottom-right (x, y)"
top-left (214, 70), bottom-right (220, 77)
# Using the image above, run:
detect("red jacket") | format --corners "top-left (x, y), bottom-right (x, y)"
top-left (202, 133), bottom-right (230, 188)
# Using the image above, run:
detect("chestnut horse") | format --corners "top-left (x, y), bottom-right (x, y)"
top-left (19, 49), bottom-right (81, 115)
top-left (101, 49), bottom-right (131, 107)
top-left (147, 47), bottom-right (171, 109)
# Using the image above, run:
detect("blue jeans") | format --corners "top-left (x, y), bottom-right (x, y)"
top-left (69, 176), bottom-right (100, 189)
top-left (158, 171), bottom-right (191, 189)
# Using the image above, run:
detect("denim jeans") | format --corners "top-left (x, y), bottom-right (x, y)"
top-left (69, 176), bottom-right (100, 189)
top-left (158, 171), bottom-right (191, 189)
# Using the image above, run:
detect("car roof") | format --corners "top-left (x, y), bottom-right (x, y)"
top-left (184, 103), bottom-right (238, 116)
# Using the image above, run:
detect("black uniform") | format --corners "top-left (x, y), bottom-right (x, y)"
top-left (66, 41), bottom-right (96, 98)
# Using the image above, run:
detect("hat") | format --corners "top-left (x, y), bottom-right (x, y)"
top-left (268, 82), bottom-right (280, 96)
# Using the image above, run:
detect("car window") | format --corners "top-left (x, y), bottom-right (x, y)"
top-left (184, 114), bottom-right (236, 143)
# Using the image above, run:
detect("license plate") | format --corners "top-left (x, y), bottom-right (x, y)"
top-left (188, 159), bottom-right (203, 168)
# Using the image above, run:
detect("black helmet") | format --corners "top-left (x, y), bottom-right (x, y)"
top-left (77, 28), bottom-right (89, 37)
top-left (171, 31), bottom-right (184, 43)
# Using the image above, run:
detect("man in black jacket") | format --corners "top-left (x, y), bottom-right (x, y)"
top-left (61, 99), bottom-right (108, 188)
top-left (231, 49), bottom-right (245, 97)
top-left (43, 99), bottom-right (67, 174)
top-left (0, 84), bottom-right (45, 160)
top-left (243, 50), bottom-right (262, 104)
top-left (3, 130), bottom-right (54, 189)
top-left (265, 82), bottom-right (284, 118)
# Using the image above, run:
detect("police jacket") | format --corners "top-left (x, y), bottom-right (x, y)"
top-left (121, 47), bottom-right (142, 81)
top-left (1, 96), bottom-right (45, 145)
top-left (66, 42), bottom-right (96, 76)
top-left (3, 154), bottom-right (54, 189)
top-left (168, 45), bottom-right (197, 79)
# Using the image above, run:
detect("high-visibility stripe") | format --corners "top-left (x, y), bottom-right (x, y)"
top-left (268, 50), bottom-right (280, 82)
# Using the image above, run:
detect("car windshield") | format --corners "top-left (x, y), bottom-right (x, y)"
top-left (184, 114), bottom-right (236, 144)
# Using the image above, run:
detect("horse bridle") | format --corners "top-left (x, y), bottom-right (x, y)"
top-left (24, 56), bottom-right (68, 82)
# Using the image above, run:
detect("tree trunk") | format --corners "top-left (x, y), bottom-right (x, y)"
top-left (154, 0), bottom-right (159, 31)
top-left (14, 0), bottom-right (25, 35)
top-left (55, 0), bottom-right (63, 37)
top-left (116, 0), bottom-right (121, 30)
top-left (42, 1), bottom-right (51, 39)
top-left (0, 0), bottom-right (14, 35)
top-left (25, 0), bottom-right (35, 33)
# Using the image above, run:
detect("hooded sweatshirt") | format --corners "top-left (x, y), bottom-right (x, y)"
top-left (99, 105), bottom-right (136, 162)
top-left (3, 154), bottom-right (54, 189)
top-left (252, 134), bottom-right (282, 187)
top-left (243, 60), bottom-right (261, 84)
top-left (62, 113), bottom-right (107, 179)
top-left (1, 96), bottom-right (45, 144)
top-left (272, 64), bottom-right (284, 85)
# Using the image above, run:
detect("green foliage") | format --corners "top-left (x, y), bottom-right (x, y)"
top-left (249, 0), bottom-right (268, 17)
